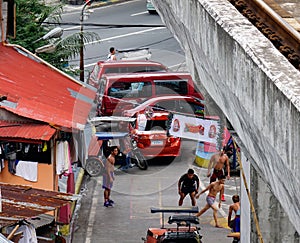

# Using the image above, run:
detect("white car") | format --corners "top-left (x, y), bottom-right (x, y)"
top-left (146, 0), bottom-right (157, 14)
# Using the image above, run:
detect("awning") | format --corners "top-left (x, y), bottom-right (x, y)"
top-left (0, 121), bottom-right (56, 141)
top-left (0, 182), bottom-right (79, 228)
top-left (0, 44), bottom-right (96, 130)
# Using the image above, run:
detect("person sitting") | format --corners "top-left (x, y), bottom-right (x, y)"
top-left (117, 138), bottom-right (135, 170)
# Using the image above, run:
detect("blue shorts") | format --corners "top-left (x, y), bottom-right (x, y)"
top-left (102, 172), bottom-right (114, 190)
top-left (206, 195), bottom-right (216, 206)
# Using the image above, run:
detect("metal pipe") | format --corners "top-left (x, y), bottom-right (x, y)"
top-left (253, 0), bottom-right (300, 50)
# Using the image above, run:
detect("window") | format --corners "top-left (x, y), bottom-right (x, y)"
top-left (108, 81), bottom-right (152, 98)
top-left (153, 100), bottom-right (204, 116)
top-left (145, 120), bottom-right (166, 131)
top-left (154, 79), bottom-right (188, 95)
top-left (104, 66), bottom-right (166, 74)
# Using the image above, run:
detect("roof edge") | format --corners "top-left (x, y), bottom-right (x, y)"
top-left (3, 43), bottom-right (88, 88)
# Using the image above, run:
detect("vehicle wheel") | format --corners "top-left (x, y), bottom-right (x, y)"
top-left (132, 150), bottom-right (148, 170)
top-left (85, 158), bottom-right (104, 177)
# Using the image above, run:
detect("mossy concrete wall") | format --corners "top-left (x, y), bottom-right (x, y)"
top-left (153, 0), bottom-right (300, 241)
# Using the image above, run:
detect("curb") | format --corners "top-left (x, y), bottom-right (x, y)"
top-left (74, 167), bottom-right (85, 194)
top-left (90, 0), bottom-right (133, 9)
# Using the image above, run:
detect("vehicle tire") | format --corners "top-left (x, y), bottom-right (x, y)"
top-left (85, 158), bottom-right (104, 177)
top-left (132, 150), bottom-right (148, 170)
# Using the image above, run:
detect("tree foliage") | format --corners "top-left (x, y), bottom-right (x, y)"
top-left (8, 0), bottom-right (100, 76)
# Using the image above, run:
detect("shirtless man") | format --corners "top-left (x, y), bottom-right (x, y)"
top-left (207, 149), bottom-right (230, 201)
top-left (195, 176), bottom-right (225, 227)
top-left (228, 194), bottom-right (241, 232)
top-left (102, 146), bottom-right (118, 207)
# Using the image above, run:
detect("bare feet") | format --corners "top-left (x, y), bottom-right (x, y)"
top-left (215, 224), bottom-right (222, 228)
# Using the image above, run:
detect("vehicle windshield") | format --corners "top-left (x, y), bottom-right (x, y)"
top-left (144, 120), bottom-right (166, 131)
top-left (153, 100), bottom-right (204, 116)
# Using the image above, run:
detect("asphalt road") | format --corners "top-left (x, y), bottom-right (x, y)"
top-left (61, 1), bottom-right (241, 242)
top-left (72, 139), bottom-right (240, 243)
top-left (61, 0), bottom-right (187, 80)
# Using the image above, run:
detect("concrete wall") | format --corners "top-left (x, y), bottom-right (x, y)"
top-left (153, 0), bottom-right (300, 241)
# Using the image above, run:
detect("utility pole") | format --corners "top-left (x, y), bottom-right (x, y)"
top-left (79, 0), bottom-right (94, 82)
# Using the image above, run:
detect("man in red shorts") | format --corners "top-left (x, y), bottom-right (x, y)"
top-left (207, 149), bottom-right (230, 201)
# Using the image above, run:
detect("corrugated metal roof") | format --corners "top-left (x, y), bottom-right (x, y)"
top-left (0, 44), bottom-right (96, 130)
top-left (0, 182), bottom-right (78, 228)
top-left (0, 121), bottom-right (56, 141)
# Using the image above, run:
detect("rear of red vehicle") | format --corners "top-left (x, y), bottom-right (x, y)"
top-left (130, 112), bottom-right (181, 158)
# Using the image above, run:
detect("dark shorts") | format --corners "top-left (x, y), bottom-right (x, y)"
top-left (230, 217), bottom-right (240, 232)
top-left (210, 168), bottom-right (225, 183)
top-left (181, 186), bottom-right (196, 195)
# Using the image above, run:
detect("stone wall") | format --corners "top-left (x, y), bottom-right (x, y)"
top-left (153, 0), bottom-right (300, 241)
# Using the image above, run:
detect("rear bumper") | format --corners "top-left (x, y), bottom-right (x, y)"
top-left (140, 146), bottom-right (180, 158)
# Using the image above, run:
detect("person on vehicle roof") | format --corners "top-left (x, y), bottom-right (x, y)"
top-left (178, 168), bottom-right (199, 206)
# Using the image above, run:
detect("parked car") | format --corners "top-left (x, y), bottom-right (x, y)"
top-left (146, 0), bottom-right (157, 14)
top-left (87, 60), bottom-right (168, 89)
top-left (123, 95), bottom-right (205, 159)
top-left (96, 72), bottom-right (205, 116)
top-left (129, 110), bottom-right (180, 159)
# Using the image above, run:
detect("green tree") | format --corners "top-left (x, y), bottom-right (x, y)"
top-left (8, 0), bottom-right (100, 76)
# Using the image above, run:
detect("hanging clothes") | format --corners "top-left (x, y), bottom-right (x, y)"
top-left (6, 223), bottom-right (38, 243)
top-left (56, 141), bottom-right (71, 175)
top-left (15, 161), bottom-right (38, 182)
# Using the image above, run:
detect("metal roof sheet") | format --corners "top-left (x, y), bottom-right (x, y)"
top-left (0, 121), bottom-right (56, 141)
top-left (0, 182), bottom-right (77, 228)
top-left (0, 44), bottom-right (96, 130)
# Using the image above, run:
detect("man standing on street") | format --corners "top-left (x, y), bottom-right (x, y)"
top-left (178, 168), bottom-right (199, 206)
top-left (195, 176), bottom-right (225, 228)
top-left (102, 146), bottom-right (118, 207)
top-left (207, 149), bottom-right (230, 201)
top-left (107, 47), bottom-right (117, 60)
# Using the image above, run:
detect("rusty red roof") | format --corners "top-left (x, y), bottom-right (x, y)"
top-left (0, 182), bottom-right (77, 228)
top-left (0, 121), bottom-right (56, 141)
top-left (0, 44), bottom-right (96, 130)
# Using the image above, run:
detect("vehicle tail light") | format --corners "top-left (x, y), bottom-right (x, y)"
top-left (167, 137), bottom-right (180, 146)
top-left (137, 143), bottom-right (145, 149)
top-left (137, 136), bottom-right (151, 148)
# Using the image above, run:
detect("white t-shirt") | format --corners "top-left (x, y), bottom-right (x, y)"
top-left (107, 53), bottom-right (117, 60)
